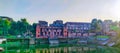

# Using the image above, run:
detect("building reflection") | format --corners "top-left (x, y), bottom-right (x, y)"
top-left (4, 46), bottom-right (102, 53)
top-left (35, 46), bottom-right (98, 53)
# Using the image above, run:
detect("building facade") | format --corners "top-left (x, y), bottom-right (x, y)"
top-left (64, 22), bottom-right (91, 38)
top-left (36, 20), bottom-right (63, 38)
top-left (36, 20), bottom-right (91, 38)
top-left (102, 20), bottom-right (113, 34)
top-left (36, 26), bottom-right (63, 38)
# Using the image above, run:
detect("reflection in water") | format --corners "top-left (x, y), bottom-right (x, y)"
top-left (1, 44), bottom-right (104, 53)
top-left (35, 47), bottom-right (99, 53)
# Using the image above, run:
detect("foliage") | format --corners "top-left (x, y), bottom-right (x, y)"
top-left (9, 18), bottom-right (33, 36)
top-left (31, 23), bottom-right (37, 36)
top-left (90, 19), bottom-right (103, 33)
top-left (0, 17), bottom-right (35, 38)
top-left (0, 18), bottom-right (11, 36)
top-left (110, 25), bottom-right (119, 31)
top-left (109, 24), bottom-right (120, 46)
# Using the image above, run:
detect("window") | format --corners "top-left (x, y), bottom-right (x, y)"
top-left (38, 35), bottom-right (40, 37)
top-left (54, 32), bottom-right (56, 35)
top-left (57, 32), bottom-right (59, 35)
top-left (48, 32), bottom-right (50, 35)
top-left (45, 32), bottom-right (47, 35)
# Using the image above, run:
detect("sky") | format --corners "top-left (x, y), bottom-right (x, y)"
top-left (0, 0), bottom-right (120, 24)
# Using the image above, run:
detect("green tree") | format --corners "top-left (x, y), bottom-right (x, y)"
top-left (0, 18), bottom-right (11, 36)
top-left (17, 18), bottom-right (30, 35)
top-left (31, 23), bottom-right (37, 36)
top-left (91, 19), bottom-right (103, 34)
top-left (9, 18), bottom-right (31, 35)
top-left (9, 21), bottom-right (18, 35)
top-left (110, 23), bottom-right (120, 46)
top-left (96, 19), bottom-right (103, 32)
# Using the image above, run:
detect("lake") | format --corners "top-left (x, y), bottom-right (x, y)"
top-left (0, 43), bottom-right (108, 53)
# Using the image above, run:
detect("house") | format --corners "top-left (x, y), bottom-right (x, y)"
top-left (36, 20), bottom-right (93, 38)
top-left (36, 20), bottom-right (63, 38)
top-left (64, 22), bottom-right (91, 38)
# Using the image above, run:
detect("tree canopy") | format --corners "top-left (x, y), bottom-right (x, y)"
top-left (0, 18), bottom-right (11, 36)
top-left (91, 18), bottom-right (103, 33)
top-left (0, 18), bottom-right (35, 38)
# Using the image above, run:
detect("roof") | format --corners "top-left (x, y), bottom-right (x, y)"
top-left (65, 22), bottom-right (91, 25)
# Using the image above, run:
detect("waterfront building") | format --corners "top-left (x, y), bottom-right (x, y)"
top-left (36, 20), bottom-right (63, 38)
top-left (36, 20), bottom-right (92, 38)
top-left (64, 22), bottom-right (91, 38)
top-left (102, 20), bottom-right (113, 34)
top-left (36, 26), bottom-right (63, 38)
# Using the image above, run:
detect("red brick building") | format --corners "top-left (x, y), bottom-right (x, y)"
top-left (36, 24), bottom-right (64, 38)
top-left (36, 20), bottom-right (92, 38)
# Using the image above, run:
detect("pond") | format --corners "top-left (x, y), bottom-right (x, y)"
top-left (0, 43), bottom-right (114, 53)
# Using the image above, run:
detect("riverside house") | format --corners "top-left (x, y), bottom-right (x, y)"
top-left (36, 20), bottom-right (92, 39)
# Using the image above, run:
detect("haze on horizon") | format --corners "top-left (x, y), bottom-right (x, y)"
top-left (0, 0), bottom-right (120, 24)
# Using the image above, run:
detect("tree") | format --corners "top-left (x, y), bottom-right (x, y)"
top-left (9, 21), bottom-right (18, 35)
top-left (110, 24), bottom-right (120, 46)
top-left (0, 18), bottom-right (11, 36)
top-left (0, 17), bottom-right (35, 38)
top-left (9, 18), bottom-right (32, 36)
top-left (90, 19), bottom-right (103, 34)
top-left (17, 18), bottom-right (30, 35)
top-left (96, 19), bottom-right (103, 33)
top-left (31, 23), bottom-right (37, 36)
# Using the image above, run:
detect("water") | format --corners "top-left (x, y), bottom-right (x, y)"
top-left (0, 44), bottom-right (107, 53)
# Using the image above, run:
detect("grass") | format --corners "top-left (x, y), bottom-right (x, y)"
top-left (110, 25), bottom-right (119, 31)
top-left (4, 36), bottom-right (16, 39)
top-left (96, 36), bottom-right (109, 39)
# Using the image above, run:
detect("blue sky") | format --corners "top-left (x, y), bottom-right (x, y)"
top-left (0, 0), bottom-right (120, 24)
